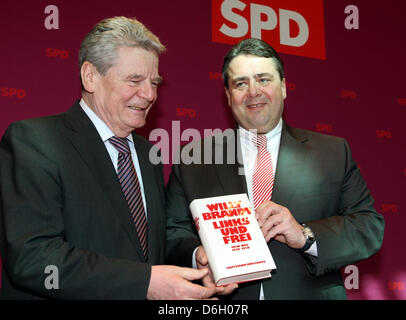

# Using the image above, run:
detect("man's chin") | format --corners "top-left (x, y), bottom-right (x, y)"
top-left (126, 113), bottom-right (148, 129)
top-left (130, 121), bottom-right (146, 130)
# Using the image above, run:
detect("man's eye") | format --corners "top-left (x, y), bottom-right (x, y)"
top-left (235, 82), bottom-right (247, 88)
top-left (259, 78), bottom-right (270, 84)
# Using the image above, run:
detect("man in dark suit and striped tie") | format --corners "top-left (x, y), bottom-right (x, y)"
top-left (0, 16), bottom-right (226, 299)
top-left (165, 38), bottom-right (384, 299)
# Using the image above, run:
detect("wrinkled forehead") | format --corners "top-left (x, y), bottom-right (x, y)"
top-left (110, 46), bottom-right (160, 77)
top-left (227, 55), bottom-right (279, 79)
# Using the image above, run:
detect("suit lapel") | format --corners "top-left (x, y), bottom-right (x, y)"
top-left (212, 123), bottom-right (310, 209)
top-left (216, 162), bottom-right (248, 195)
top-left (63, 102), bottom-right (146, 260)
top-left (272, 123), bottom-right (309, 208)
top-left (214, 129), bottom-right (248, 195)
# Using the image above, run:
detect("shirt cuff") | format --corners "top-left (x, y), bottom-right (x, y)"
top-left (304, 241), bottom-right (318, 256)
top-left (192, 247), bottom-right (199, 269)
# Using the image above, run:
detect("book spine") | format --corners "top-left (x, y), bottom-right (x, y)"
top-left (190, 202), bottom-right (221, 284)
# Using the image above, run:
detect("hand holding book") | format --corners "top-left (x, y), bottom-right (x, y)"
top-left (195, 245), bottom-right (239, 295)
top-left (255, 200), bottom-right (306, 249)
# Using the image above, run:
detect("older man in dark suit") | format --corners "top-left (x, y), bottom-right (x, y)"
top-left (165, 38), bottom-right (385, 299)
top-left (0, 16), bottom-right (219, 300)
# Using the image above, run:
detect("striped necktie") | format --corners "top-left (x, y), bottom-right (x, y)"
top-left (252, 135), bottom-right (274, 210)
top-left (108, 136), bottom-right (148, 260)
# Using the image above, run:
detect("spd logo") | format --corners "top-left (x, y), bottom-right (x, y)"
top-left (212, 0), bottom-right (326, 60)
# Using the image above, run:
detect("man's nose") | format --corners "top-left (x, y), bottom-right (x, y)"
top-left (138, 81), bottom-right (155, 102)
top-left (247, 81), bottom-right (261, 97)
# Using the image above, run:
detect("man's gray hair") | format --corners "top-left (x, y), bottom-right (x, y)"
top-left (79, 16), bottom-right (165, 85)
top-left (222, 38), bottom-right (284, 89)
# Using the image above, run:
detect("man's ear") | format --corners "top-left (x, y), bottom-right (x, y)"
top-left (281, 77), bottom-right (287, 100)
top-left (80, 61), bottom-right (99, 93)
top-left (225, 87), bottom-right (231, 107)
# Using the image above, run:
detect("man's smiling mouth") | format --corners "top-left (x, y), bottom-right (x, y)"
top-left (247, 103), bottom-right (266, 109)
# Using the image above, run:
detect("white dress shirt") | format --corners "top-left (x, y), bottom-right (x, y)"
top-left (79, 98), bottom-right (148, 216)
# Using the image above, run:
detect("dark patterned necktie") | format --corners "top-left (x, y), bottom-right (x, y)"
top-left (109, 136), bottom-right (148, 260)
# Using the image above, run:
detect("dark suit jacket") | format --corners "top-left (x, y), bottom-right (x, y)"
top-left (165, 123), bottom-right (384, 299)
top-left (0, 102), bottom-right (166, 299)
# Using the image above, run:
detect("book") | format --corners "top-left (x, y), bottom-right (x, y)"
top-left (189, 193), bottom-right (276, 286)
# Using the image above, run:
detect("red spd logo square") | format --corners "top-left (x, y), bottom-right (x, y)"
top-left (212, 0), bottom-right (326, 60)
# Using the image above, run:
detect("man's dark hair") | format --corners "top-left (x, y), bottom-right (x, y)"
top-left (222, 38), bottom-right (285, 88)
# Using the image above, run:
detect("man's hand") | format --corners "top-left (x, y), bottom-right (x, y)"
top-left (147, 265), bottom-right (218, 300)
top-left (255, 201), bottom-right (306, 249)
top-left (195, 246), bottom-right (238, 295)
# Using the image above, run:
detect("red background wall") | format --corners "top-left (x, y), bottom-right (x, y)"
top-left (0, 0), bottom-right (405, 299)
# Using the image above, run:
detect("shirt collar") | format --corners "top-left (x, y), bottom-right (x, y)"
top-left (238, 118), bottom-right (283, 149)
top-left (79, 98), bottom-right (134, 144)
